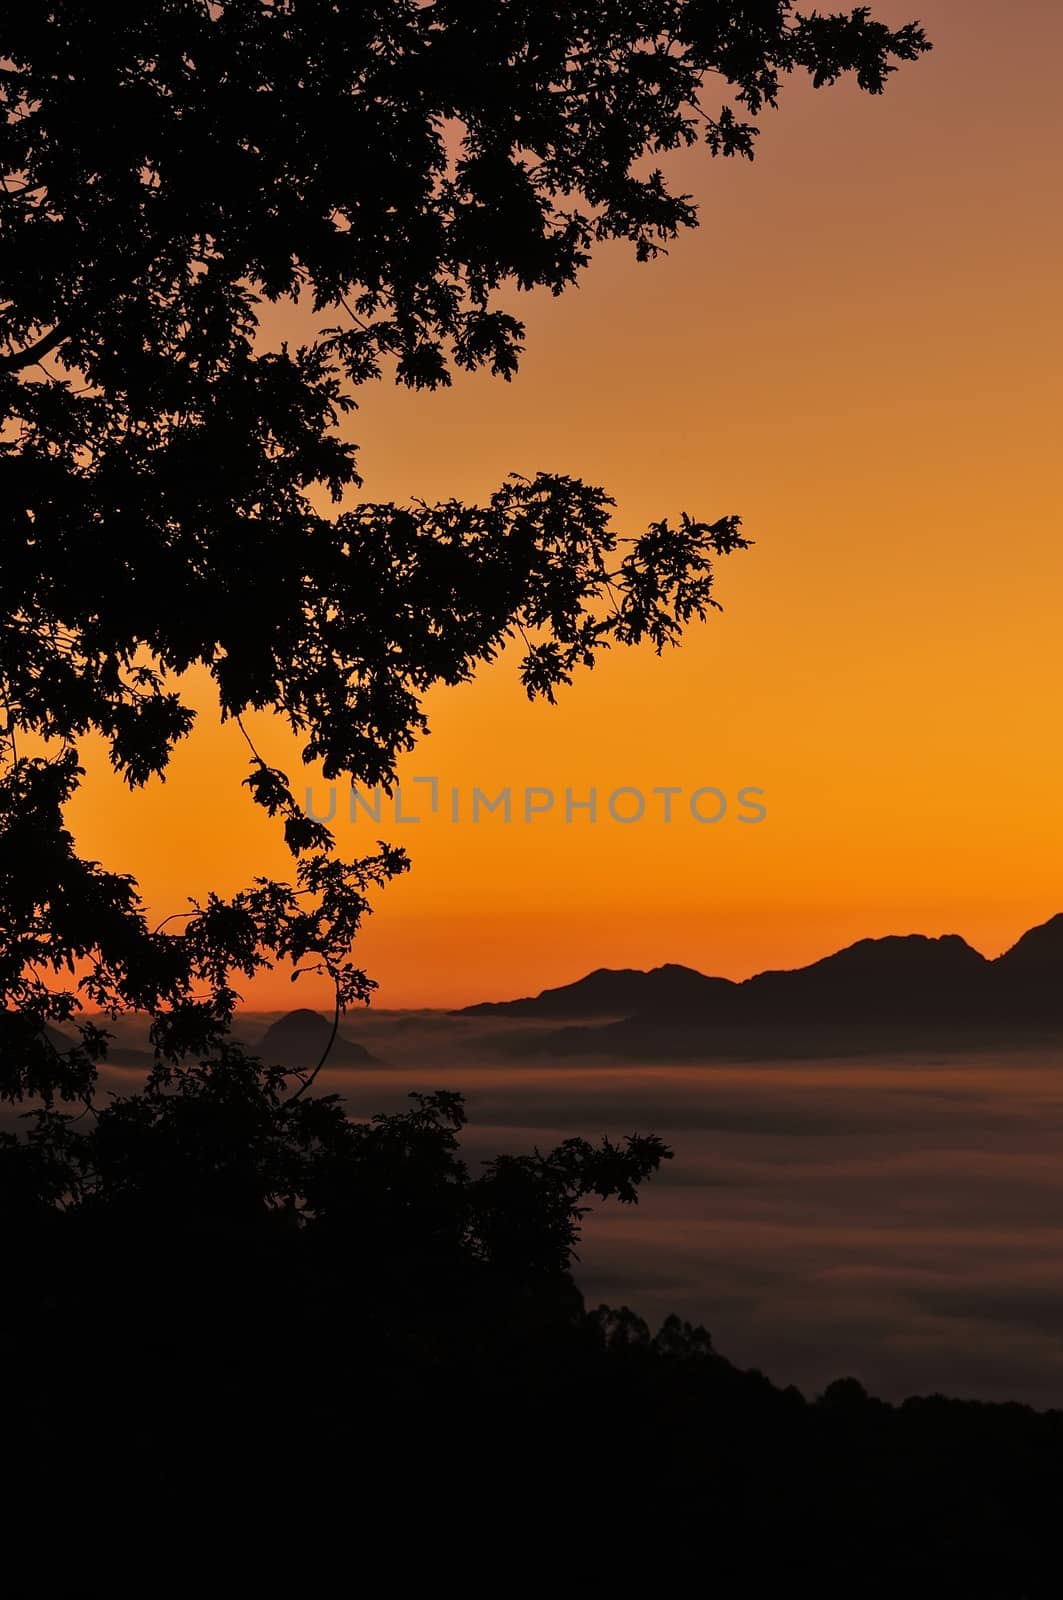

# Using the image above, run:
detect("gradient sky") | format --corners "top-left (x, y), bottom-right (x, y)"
top-left (69, 0), bottom-right (1063, 1008)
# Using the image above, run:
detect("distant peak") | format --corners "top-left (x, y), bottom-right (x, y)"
top-left (259, 1008), bottom-right (378, 1064)
top-left (996, 914), bottom-right (1063, 970)
top-left (263, 1008), bottom-right (331, 1033)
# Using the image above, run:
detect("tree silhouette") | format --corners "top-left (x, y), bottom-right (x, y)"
top-left (0, 2), bottom-right (929, 1102)
top-left (0, 15), bottom-right (961, 1528)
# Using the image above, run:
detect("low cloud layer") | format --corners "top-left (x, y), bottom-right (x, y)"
top-left (59, 1009), bottom-right (1063, 1407)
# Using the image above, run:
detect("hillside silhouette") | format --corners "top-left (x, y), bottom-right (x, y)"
top-left (7, 1077), bottom-right (1061, 1591)
top-left (256, 1007), bottom-right (381, 1068)
top-left (461, 916), bottom-right (1063, 1058)
top-left (460, 962), bottom-right (734, 1019)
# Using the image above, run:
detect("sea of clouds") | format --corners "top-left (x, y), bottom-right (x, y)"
top-left (51, 1006), bottom-right (1063, 1408)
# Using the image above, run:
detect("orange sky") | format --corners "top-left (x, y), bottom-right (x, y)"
top-left (69, 0), bottom-right (1063, 1008)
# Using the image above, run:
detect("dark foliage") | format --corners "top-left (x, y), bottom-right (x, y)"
top-left (8, 13), bottom-right (1031, 1581)
top-left (1, 1), bottom-right (928, 1094)
top-left (5, 1083), bottom-right (1060, 1592)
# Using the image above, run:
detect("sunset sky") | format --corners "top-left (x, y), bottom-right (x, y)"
top-left (69, 0), bottom-right (1063, 1009)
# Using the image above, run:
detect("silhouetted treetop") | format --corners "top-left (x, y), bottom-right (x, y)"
top-left (3, 3), bottom-right (929, 387)
top-left (1, 1071), bottom-right (672, 1288)
top-left (0, 3), bottom-right (928, 786)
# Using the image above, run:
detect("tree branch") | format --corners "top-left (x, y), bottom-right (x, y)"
top-left (0, 320), bottom-right (74, 375)
top-left (284, 991), bottom-right (341, 1104)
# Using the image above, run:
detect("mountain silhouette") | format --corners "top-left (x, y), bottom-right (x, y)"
top-left (39, 1023), bottom-right (153, 1069)
top-left (994, 913), bottom-right (1063, 980)
top-left (461, 919), bottom-right (1063, 1057)
top-left (739, 933), bottom-right (988, 1023)
top-left (42, 1023), bottom-right (79, 1053)
top-left (458, 963), bottom-right (734, 1019)
top-left (256, 1009), bottom-right (380, 1068)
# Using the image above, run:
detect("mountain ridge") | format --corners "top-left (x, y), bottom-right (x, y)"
top-left (455, 918), bottom-right (1063, 1040)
